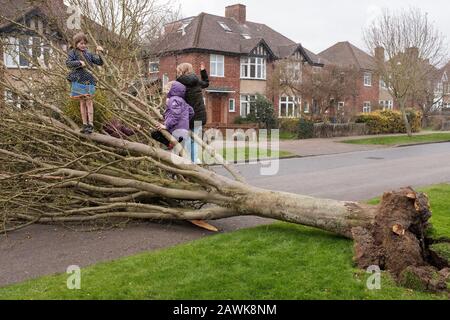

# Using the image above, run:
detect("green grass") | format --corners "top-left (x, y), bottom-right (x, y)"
top-left (1, 184), bottom-right (449, 300)
top-left (279, 131), bottom-right (298, 140)
top-left (342, 133), bottom-right (450, 146)
top-left (220, 147), bottom-right (295, 162)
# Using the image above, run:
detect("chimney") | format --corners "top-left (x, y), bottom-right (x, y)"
top-left (225, 4), bottom-right (246, 24)
top-left (406, 47), bottom-right (419, 60)
top-left (374, 46), bottom-right (385, 62)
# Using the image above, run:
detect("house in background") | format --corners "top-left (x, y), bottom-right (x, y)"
top-left (150, 4), bottom-right (323, 126)
top-left (318, 41), bottom-right (395, 116)
top-left (435, 61), bottom-right (450, 110)
top-left (0, 0), bottom-right (69, 107)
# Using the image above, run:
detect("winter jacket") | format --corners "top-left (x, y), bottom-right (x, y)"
top-left (66, 49), bottom-right (104, 85)
top-left (165, 81), bottom-right (194, 138)
top-left (176, 69), bottom-right (209, 129)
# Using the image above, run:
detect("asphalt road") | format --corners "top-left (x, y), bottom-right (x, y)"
top-left (1, 142), bottom-right (450, 287)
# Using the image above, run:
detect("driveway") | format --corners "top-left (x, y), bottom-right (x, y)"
top-left (1, 142), bottom-right (450, 287)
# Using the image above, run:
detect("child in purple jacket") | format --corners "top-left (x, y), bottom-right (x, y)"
top-left (152, 81), bottom-right (194, 150)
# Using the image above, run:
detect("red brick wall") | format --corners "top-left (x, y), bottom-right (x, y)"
top-left (344, 71), bottom-right (380, 116)
top-left (159, 52), bottom-right (242, 125)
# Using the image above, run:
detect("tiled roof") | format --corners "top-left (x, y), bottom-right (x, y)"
top-left (318, 41), bottom-right (375, 70)
top-left (154, 12), bottom-right (321, 64)
top-left (0, 0), bottom-right (66, 30)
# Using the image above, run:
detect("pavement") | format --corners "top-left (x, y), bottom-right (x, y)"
top-left (1, 140), bottom-right (450, 287)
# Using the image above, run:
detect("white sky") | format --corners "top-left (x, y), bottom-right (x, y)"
top-left (174, 0), bottom-right (449, 55)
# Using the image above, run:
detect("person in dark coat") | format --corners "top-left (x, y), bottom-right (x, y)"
top-left (176, 62), bottom-right (209, 162)
top-left (103, 119), bottom-right (140, 139)
top-left (66, 32), bottom-right (104, 134)
top-left (152, 81), bottom-right (194, 150)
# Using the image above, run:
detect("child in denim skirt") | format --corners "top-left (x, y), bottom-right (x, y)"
top-left (66, 32), bottom-right (104, 134)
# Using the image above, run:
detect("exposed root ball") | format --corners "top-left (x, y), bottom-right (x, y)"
top-left (352, 187), bottom-right (449, 292)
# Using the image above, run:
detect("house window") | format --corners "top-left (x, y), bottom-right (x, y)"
top-left (241, 34), bottom-right (251, 40)
top-left (283, 61), bottom-right (302, 83)
top-left (241, 57), bottom-right (266, 80)
top-left (149, 61), bottom-right (159, 73)
top-left (3, 36), bottom-right (47, 68)
top-left (364, 72), bottom-right (372, 87)
top-left (338, 101), bottom-right (345, 111)
top-left (4, 90), bottom-right (21, 108)
top-left (3, 37), bottom-right (19, 67)
top-left (279, 96), bottom-right (300, 118)
top-left (380, 79), bottom-right (387, 89)
top-left (218, 22), bottom-right (232, 32)
top-left (229, 98), bottom-right (236, 113)
top-left (303, 101), bottom-right (310, 113)
top-left (210, 54), bottom-right (225, 77)
top-left (240, 95), bottom-right (256, 118)
top-left (363, 101), bottom-right (371, 113)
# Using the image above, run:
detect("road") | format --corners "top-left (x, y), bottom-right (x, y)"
top-left (1, 142), bottom-right (450, 287)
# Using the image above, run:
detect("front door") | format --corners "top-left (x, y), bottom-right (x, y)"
top-left (211, 95), bottom-right (222, 123)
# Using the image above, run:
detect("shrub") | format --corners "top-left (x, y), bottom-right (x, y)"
top-left (297, 118), bottom-right (314, 139)
top-left (355, 109), bottom-right (422, 134)
top-left (63, 90), bottom-right (113, 130)
top-left (278, 118), bottom-right (299, 134)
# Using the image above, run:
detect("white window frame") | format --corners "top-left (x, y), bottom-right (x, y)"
top-left (338, 101), bottom-right (345, 111)
top-left (210, 54), bottom-right (225, 77)
top-left (303, 101), bottom-right (310, 113)
top-left (218, 21), bottom-right (232, 32)
top-left (240, 57), bottom-right (266, 80)
top-left (240, 95), bottom-right (257, 118)
top-left (149, 61), bottom-right (160, 74)
top-left (279, 96), bottom-right (300, 118)
top-left (3, 36), bottom-right (46, 69)
top-left (363, 101), bottom-right (371, 113)
top-left (229, 98), bottom-right (236, 113)
top-left (380, 79), bottom-right (387, 90)
top-left (3, 37), bottom-right (19, 68)
top-left (364, 72), bottom-right (372, 87)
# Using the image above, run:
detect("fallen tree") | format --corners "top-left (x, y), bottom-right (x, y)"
top-left (0, 1), bottom-right (448, 293)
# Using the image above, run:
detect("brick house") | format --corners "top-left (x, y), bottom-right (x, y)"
top-left (150, 4), bottom-right (323, 126)
top-left (0, 0), bottom-right (70, 107)
top-left (318, 41), bottom-right (395, 116)
top-left (435, 61), bottom-right (450, 110)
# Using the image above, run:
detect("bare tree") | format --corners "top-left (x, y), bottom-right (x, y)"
top-left (270, 59), bottom-right (359, 122)
top-left (364, 7), bottom-right (448, 136)
top-left (0, 1), bottom-right (449, 291)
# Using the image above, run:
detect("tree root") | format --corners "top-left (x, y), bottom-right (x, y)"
top-left (352, 187), bottom-right (449, 293)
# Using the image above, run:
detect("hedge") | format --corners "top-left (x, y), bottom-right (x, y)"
top-left (63, 90), bottom-right (113, 130)
top-left (355, 109), bottom-right (422, 134)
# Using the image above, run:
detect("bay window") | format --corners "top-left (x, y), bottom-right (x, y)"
top-left (241, 57), bottom-right (266, 80)
top-left (3, 36), bottom-right (50, 68)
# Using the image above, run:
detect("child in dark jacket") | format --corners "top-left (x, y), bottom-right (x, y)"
top-left (176, 62), bottom-right (209, 162)
top-left (66, 32), bottom-right (104, 134)
top-left (152, 81), bottom-right (194, 150)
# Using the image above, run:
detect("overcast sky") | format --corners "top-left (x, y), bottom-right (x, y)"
top-left (174, 0), bottom-right (449, 55)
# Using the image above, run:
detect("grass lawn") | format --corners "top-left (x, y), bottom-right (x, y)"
top-left (1, 184), bottom-right (449, 300)
top-left (342, 132), bottom-right (450, 146)
top-left (220, 147), bottom-right (295, 162)
top-left (279, 131), bottom-right (298, 140)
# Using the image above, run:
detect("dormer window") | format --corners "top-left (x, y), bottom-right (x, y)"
top-left (218, 21), bottom-right (232, 32)
top-left (241, 34), bottom-right (251, 40)
top-left (177, 18), bottom-right (193, 36)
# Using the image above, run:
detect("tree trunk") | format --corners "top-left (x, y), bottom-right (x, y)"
top-left (399, 100), bottom-right (413, 137)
